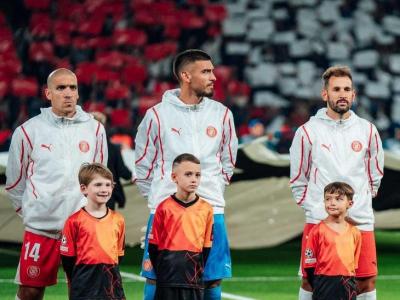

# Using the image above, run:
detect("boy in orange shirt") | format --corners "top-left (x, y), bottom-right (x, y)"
top-left (304, 182), bottom-right (361, 300)
top-left (148, 153), bottom-right (214, 300)
top-left (60, 163), bottom-right (126, 300)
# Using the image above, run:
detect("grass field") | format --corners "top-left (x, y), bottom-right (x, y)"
top-left (1, 230), bottom-right (400, 299)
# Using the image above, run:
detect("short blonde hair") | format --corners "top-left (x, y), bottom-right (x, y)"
top-left (78, 163), bottom-right (113, 186)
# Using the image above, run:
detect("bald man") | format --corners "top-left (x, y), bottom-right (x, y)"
top-left (6, 68), bottom-right (108, 300)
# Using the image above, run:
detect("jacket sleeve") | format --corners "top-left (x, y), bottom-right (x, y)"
top-left (93, 122), bottom-right (108, 165)
top-left (5, 127), bottom-right (31, 217)
top-left (220, 108), bottom-right (238, 184)
top-left (289, 125), bottom-right (313, 207)
top-left (366, 124), bottom-right (384, 197)
top-left (134, 110), bottom-right (159, 198)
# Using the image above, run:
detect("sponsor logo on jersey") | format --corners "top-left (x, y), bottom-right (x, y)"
top-left (79, 141), bottom-right (90, 153)
top-left (206, 126), bottom-right (217, 138)
top-left (27, 265), bottom-right (40, 279)
top-left (351, 140), bottom-right (362, 152)
top-left (143, 259), bottom-right (153, 271)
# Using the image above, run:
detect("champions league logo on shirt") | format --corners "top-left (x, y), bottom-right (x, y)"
top-left (304, 248), bottom-right (316, 264)
top-left (60, 234), bottom-right (68, 252)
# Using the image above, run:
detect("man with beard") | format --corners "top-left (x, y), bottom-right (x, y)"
top-left (135, 49), bottom-right (238, 300)
top-left (289, 66), bottom-right (384, 300)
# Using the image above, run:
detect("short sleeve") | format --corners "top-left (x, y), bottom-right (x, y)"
top-left (60, 217), bottom-right (77, 257)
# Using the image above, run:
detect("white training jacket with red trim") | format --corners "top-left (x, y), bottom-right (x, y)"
top-left (6, 106), bottom-right (108, 233)
top-left (134, 89), bottom-right (238, 214)
top-left (289, 108), bottom-right (384, 231)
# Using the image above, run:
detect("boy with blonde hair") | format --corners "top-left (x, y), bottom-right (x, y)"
top-left (60, 163), bottom-right (126, 300)
top-left (148, 153), bottom-right (214, 300)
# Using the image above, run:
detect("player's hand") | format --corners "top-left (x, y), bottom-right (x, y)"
top-left (140, 225), bottom-right (147, 249)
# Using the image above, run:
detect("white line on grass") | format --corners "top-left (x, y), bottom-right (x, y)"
top-left (120, 271), bottom-right (255, 300)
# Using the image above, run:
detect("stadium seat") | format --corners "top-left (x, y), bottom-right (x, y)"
top-left (29, 13), bottom-right (51, 38)
top-left (94, 68), bottom-right (119, 83)
top-left (75, 62), bottom-right (99, 85)
top-left (105, 81), bottom-right (131, 101)
top-left (88, 37), bottom-right (113, 49)
top-left (11, 77), bottom-right (39, 97)
top-left (144, 42), bottom-right (177, 61)
top-left (138, 95), bottom-right (159, 117)
top-left (110, 108), bottom-right (132, 128)
top-left (205, 4), bottom-right (227, 23)
top-left (113, 29), bottom-right (147, 47)
top-left (0, 80), bottom-right (8, 97)
top-left (77, 18), bottom-right (104, 36)
top-left (96, 51), bottom-right (125, 70)
top-left (53, 20), bottom-right (75, 34)
top-left (24, 0), bottom-right (51, 10)
top-left (122, 64), bottom-right (148, 89)
top-left (29, 42), bottom-right (54, 62)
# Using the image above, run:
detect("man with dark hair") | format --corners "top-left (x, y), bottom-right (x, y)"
top-left (6, 68), bottom-right (108, 300)
top-left (290, 65), bottom-right (384, 300)
top-left (135, 49), bottom-right (238, 300)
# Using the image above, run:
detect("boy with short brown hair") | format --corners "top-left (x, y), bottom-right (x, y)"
top-left (304, 182), bottom-right (361, 300)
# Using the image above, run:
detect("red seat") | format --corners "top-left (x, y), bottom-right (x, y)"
top-left (205, 4), bottom-right (227, 22)
top-left (53, 20), bottom-right (75, 34)
top-left (144, 42), bottom-right (177, 61)
top-left (24, 0), bottom-right (51, 10)
top-left (138, 95), bottom-right (160, 117)
top-left (96, 51), bottom-right (125, 69)
top-left (75, 62), bottom-right (99, 85)
top-left (0, 80), bottom-right (8, 97)
top-left (77, 17), bottom-right (104, 36)
top-left (29, 13), bottom-right (51, 37)
top-left (29, 42), bottom-right (54, 62)
top-left (110, 108), bottom-right (132, 128)
top-left (0, 12), bottom-right (6, 25)
top-left (179, 11), bottom-right (205, 29)
top-left (122, 64), bottom-right (148, 87)
top-left (0, 39), bottom-right (15, 54)
top-left (56, 2), bottom-right (85, 22)
top-left (83, 100), bottom-right (106, 113)
top-left (113, 29), bottom-right (147, 47)
top-left (52, 57), bottom-right (71, 69)
top-left (11, 77), bottom-right (39, 97)
top-left (153, 81), bottom-right (175, 98)
top-left (88, 37), bottom-right (113, 49)
top-left (54, 33), bottom-right (71, 47)
top-left (0, 55), bottom-right (22, 75)
top-left (94, 68), bottom-right (119, 82)
top-left (0, 28), bottom-right (13, 40)
top-left (105, 81), bottom-right (130, 100)
top-left (227, 80), bottom-right (251, 96)
top-left (213, 65), bottom-right (233, 84)
top-left (72, 37), bottom-right (90, 49)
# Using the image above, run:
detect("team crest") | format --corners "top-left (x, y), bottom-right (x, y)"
top-left (79, 141), bottom-right (90, 153)
top-left (351, 140), bottom-right (362, 152)
top-left (27, 265), bottom-right (40, 279)
top-left (206, 126), bottom-right (217, 138)
top-left (143, 259), bottom-right (153, 271)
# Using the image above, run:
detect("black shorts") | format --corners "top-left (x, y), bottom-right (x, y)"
top-left (155, 286), bottom-right (204, 300)
top-left (313, 275), bottom-right (357, 300)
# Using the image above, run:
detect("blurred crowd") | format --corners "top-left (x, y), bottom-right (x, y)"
top-left (1, 0), bottom-right (400, 153)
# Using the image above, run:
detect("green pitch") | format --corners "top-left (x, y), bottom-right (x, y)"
top-left (1, 230), bottom-right (399, 299)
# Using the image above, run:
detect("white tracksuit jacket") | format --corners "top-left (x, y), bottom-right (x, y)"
top-left (134, 89), bottom-right (238, 213)
top-left (5, 106), bottom-right (108, 234)
top-left (289, 108), bottom-right (384, 231)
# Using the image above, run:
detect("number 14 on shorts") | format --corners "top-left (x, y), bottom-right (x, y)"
top-left (24, 242), bottom-right (41, 262)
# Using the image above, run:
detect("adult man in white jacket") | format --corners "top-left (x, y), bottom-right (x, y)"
top-left (135, 49), bottom-right (238, 300)
top-left (6, 68), bottom-right (108, 300)
top-left (290, 66), bottom-right (384, 300)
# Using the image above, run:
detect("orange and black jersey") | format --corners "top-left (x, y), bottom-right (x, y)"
top-left (304, 221), bottom-right (361, 300)
top-left (304, 221), bottom-right (361, 276)
top-left (60, 208), bottom-right (125, 300)
top-left (149, 194), bottom-right (213, 288)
